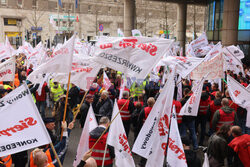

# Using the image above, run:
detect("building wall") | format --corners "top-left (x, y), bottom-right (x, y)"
top-left (0, 0), bottom-right (206, 45)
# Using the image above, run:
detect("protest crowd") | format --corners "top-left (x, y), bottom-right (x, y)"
top-left (0, 31), bottom-right (249, 167)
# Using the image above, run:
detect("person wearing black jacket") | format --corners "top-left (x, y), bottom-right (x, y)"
top-left (96, 91), bottom-right (113, 121)
top-left (181, 137), bottom-right (201, 167)
top-left (180, 88), bottom-right (198, 150)
top-left (79, 94), bottom-right (94, 128)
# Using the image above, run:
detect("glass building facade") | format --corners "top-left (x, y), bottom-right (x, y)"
top-left (207, 0), bottom-right (250, 62)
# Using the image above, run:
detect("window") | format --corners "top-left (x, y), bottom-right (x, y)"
top-left (1, 0), bottom-right (6, 5)
top-left (17, 0), bottom-right (22, 6)
top-left (88, 5), bottom-right (91, 13)
top-left (4, 18), bottom-right (21, 26)
top-left (32, 0), bottom-right (37, 8)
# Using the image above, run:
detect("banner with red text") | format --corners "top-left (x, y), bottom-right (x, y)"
top-left (73, 105), bottom-right (98, 167)
top-left (0, 84), bottom-right (51, 157)
top-left (132, 69), bottom-right (175, 167)
top-left (180, 74), bottom-right (207, 116)
top-left (27, 34), bottom-right (75, 83)
top-left (93, 37), bottom-right (173, 79)
top-left (227, 75), bottom-right (250, 128)
top-left (162, 56), bottom-right (204, 78)
top-left (191, 53), bottom-right (223, 80)
top-left (52, 58), bottom-right (102, 90)
top-left (107, 100), bottom-right (135, 167)
top-left (166, 106), bottom-right (187, 167)
top-left (0, 56), bottom-right (15, 81)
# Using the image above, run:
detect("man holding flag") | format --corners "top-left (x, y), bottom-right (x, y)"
top-left (89, 117), bottom-right (115, 167)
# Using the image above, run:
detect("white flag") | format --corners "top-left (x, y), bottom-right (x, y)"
top-left (118, 29), bottom-right (124, 37)
top-left (162, 56), bottom-right (204, 78)
top-left (132, 29), bottom-right (142, 36)
top-left (73, 105), bottom-right (98, 167)
top-left (53, 58), bottom-right (102, 91)
top-left (166, 106), bottom-right (187, 167)
top-left (103, 71), bottom-right (112, 90)
top-left (93, 37), bottom-right (173, 79)
top-left (246, 84), bottom-right (250, 91)
top-left (227, 75), bottom-right (250, 128)
top-left (107, 101), bottom-right (135, 167)
top-left (132, 69), bottom-right (175, 167)
top-left (190, 32), bottom-right (208, 51)
top-left (179, 74), bottom-right (207, 116)
top-left (0, 84), bottom-right (51, 157)
top-left (27, 35), bottom-right (75, 83)
top-left (0, 56), bottom-right (15, 82)
top-left (227, 75), bottom-right (250, 109)
top-left (203, 153), bottom-right (210, 167)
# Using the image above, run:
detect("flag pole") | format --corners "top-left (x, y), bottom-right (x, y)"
top-left (73, 90), bottom-right (89, 121)
top-left (50, 143), bottom-right (63, 167)
top-left (90, 93), bottom-right (134, 150)
top-left (101, 142), bottom-right (108, 167)
top-left (60, 72), bottom-right (71, 140)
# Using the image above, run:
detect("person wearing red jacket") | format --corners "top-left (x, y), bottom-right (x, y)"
top-left (196, 91), bottom-right (210, 146)
top-left (117, 91), bottom-right (134, 137)
top-left (208, 91), bottom-right (222, 135)
top-left (228, 126), bottom-right (250, 167)
top-left (36, 82), bottom-right (49, 119)
top-left (89, 117), bottom-right (115, 167)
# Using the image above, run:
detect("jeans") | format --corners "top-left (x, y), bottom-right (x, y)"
top-left (195, 115), bottom-right (207, 145)
top-left (36, 101), bottom-right (46, 118)
top-left (180, 120), bottom-right (198, 149)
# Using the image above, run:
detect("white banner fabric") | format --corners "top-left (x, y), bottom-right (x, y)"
top-left (132, 69), bottom-right (175, 167)
top-left (179, 75), bottom-right (207, 116)
top-left (73, 105), bottom-right (98, 167)
top-left (166, 106), bottom-right (187, 167)
top-left (107, 101), bottom-right (135, 167)
top-left (0, 56), bottom-right (15, 81)
top-left (93, 37), bottom-right (173, 79)
top-left (191, 53), bottom-right (224, 80)
top-left (0, 84), bottom-right (51, 157)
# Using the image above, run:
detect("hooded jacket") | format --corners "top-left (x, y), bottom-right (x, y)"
top-left (212, 106), bottom-right (238, 131)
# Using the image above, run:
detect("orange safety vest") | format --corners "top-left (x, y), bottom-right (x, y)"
top-left (0, 155), bottom-right (12, 167)
top-left (30, 149), bottom-right (53, 167)
top-left (143, 107), bottom-right (152, 123)
top-left (216, 109), bottom-right (235, 131)
top-left (118, 99), bottom-right (130, 121)
top-left (199, 100), bottom-right (210, 115)
top-left (89, 133), bottom-right (113, 166)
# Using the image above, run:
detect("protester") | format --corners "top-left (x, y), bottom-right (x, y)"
top-left (77, 150), bottom-right (97, 167)
top-left (30, 121), bottom-right (74, 167)
top-left (0, 155), bottom-right (12, 167)
top-left (181, 137), bottom-right (201, 167)
top-left (196, 91), bottom-right (210, 146)
top-left (207, 91), bottom-right (222, 135)
top-left (117, 91), bottom-right (134, 137)
top-left (207, 124), bottom-right (232, 166)
top-left (44, 117), bottom-right (58, 145)
top-left (95, 91), bottom-right (113, 120)
top-left (79, 94), bottom-right (94, 128)
top-left (228, 126), bottom-right (250, 167)
top-left (212, 98), bottom-right (238, 132)
top-left (89, 117), bottom-right (115, 167)
top-left (180, 88), bottom-right (199, 150)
